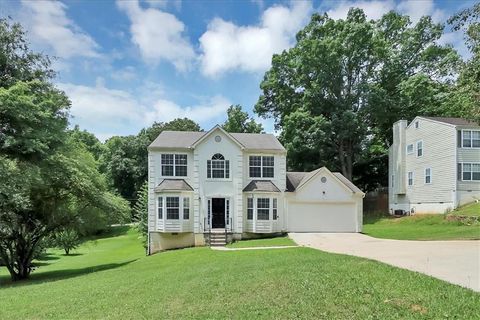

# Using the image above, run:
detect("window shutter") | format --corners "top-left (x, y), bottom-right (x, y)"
top-left (457, 131), bottom-right (462, 148)
top-left (225, 160), bottom-right (230, 179)
top-left (207, 160), bottom-right (211, 178)
top-left (457, 163), bottom-right (462, 181)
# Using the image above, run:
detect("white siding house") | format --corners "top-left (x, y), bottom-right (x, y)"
top-left (148, 125), bottom-right (364, 254)
top-left (389, 117), bottom-right (480, 214)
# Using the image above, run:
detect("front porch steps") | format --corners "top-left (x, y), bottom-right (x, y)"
top-left (206, 229), bottom-right (229, 247)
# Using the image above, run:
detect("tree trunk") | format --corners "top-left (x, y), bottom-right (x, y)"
top-left (345, 141), bottom-right (353, 181)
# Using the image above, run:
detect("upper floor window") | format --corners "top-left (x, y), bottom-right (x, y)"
top-left (207, 153), bottom-right (230, 179)
top-left (416, 141), bottom-right (423, 157)
top-left (415, 121), bottom-right (419, 129)
top-left (462, 130), bottom-right (480, 148)
top-left (462, 163), bottom-right (480, 181)
top-left (406, 144), bottom-right (414, 154)
top-left (249, 156), bottom-right (274, 178)
top-left (161, 154), bottom-right (187, 176)
top-left (407, 171), bottom-right (414, 186)
top-left (425, 168), bottom-right (432, 184)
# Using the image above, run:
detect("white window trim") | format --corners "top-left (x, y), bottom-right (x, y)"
top-left (248, 155), bottom-right (275, 179)
top-left (407, 171), bottom-right (414, 187)
top-left (245, 195), bottom-right (278, 221)
top-left (425, 168), bottom-right (432, 185)
top-left (416, 140), bottom-right (423, 158)
top-left (460, 162), bottom-right (480, 181)
top-left (406, 144), bottom-right (414, 155)
top-left (160, 153), bottom-right (188, 178)
top-left (157, 195), bottom-right (191, 221)
top-left (461, 130), bottom-right (480, 149)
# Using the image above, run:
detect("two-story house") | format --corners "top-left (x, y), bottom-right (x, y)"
top-left (148, 125), bottom-right (364, 254)
top-left (389, 116), bottom-right (480, 214)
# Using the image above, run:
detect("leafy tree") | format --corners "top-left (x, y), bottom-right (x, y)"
top-left (54, 229), bottom-right (80, 255)
top-left (256, 8), bottom-right (460, 186)
top-left (133, 181), bottom-right (148, 249)
top-left (223, 105), bottom-right (263, 133)
top-left (0, 18), bottom-right (54, 88)
top-left (69, 125), bottom-right (106, 161)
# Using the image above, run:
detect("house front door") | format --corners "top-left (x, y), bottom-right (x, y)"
top-left (211, 198), bottom-right (225, 228)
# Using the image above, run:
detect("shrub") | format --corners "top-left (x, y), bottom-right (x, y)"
top-left (54, 230), bottom-right (80, 255)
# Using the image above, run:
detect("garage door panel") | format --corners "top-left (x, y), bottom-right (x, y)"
top-left (288, 202), bottom-right (357, 232)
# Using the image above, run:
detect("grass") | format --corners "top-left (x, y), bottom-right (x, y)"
top-left (1, 227), bottom-right (479, 319)
top-left (363, 202), bottom-right (480, 241)
top-left (227, 235), bottom-right (296, 248)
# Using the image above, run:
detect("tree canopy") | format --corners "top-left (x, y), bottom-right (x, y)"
top-left (223, 105), bottom-right (263, 133)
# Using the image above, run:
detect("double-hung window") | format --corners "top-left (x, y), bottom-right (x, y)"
top-left (166, 197), bottom-right (180, 219)
top-left (257, 198), bottom-right (270, 220)
top-left (249, 156), bottom-right (274, 178)
top-left (407, 171), bottom-right (414, 186)
top-left (207, 153), bottom-right (229, 179)
top-left (462, 130), bottom-right (480, 148)
top-left (161, 154), bottom-right (187, 176)
top-left (425, 168), bottom-right (432, 184)
top-left (462, 163), bottom-right (480, 181)
top-left (272, 198), bottom-right (278, 220)
top-left (406, 144), bottom-right (414, 154)
top-left (416, 141), bottom-right (423, 157)
top-left (183, 197), bottom-right (190, 220)
top-left (157, 197), bottom-right (163, 219)
top-left (247, 198), bottom-right (253, 220)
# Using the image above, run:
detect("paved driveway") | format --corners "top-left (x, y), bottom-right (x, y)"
top-left (289, 233), bottom-right (480, 292)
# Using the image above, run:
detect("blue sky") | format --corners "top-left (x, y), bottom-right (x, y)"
top-left (0, 0), bottom-right (474, 140)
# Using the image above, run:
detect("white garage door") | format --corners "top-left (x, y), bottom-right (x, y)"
top-left (288, 202), bottom-right (357, 232)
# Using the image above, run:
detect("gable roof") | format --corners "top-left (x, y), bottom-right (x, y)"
top-left (419, 117), bottom-right (479, 127)
top-left (154, 179), bottom-right (193, 192)
top-left (243, 180), bottom-right (281, 192)
top-left (286, 168), bottom-right (363, 194)
top-left (148, 127), bottom-right (286, 151)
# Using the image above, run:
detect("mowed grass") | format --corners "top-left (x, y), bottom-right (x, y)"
top-left (1, 227), bottom-right (479, 319)
top-left (227, 235), bottom-right (296, 248)
top-left (363, 203), bottom-right (480, 240)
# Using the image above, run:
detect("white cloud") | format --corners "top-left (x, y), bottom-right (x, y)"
top-left (397, 0), bottom-right (445, 23)
top-left (110, 66), bottom-right (138, 81)
top-left (199, 1), bottom-right (312, 77)
top-left (20, 0), bottom-right (100, 58)
top-left (147, 95), bottom-right (232, 124)
top-left (326, 0), bottom-right (395, 20)
top-left (145, 0), bottom-right (182, 11)
top-left (117, 0), bottom-right (194, 71)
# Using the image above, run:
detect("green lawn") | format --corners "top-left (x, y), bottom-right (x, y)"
top-left (1, 227), bottom-right (479, 319)
top-left (363, 203), bottom-right (480, 240)
top-left (227, 235), bottom-right (296, 248)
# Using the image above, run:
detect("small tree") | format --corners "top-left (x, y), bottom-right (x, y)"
top-left (133, 181), bottom-right (148, 248)
top-left (54, 230), bottom-right (80, 255)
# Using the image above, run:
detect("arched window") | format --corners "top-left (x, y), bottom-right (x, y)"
top-left (207, 153), bottom-right (229, 179)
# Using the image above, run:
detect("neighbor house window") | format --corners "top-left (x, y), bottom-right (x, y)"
top-left (408, 172), bottom-right (414, 186)
top-left (391, 175), bottom-right (394, 188)
top-left (462, 130), bottom-right (480, 148)
top-left (257, 198), bottom-right (270, 220)
top-left (166, 197), bottom-right (180, 219)
top-left (249, 156), bottom-right (274, 178)
top-left (207, 153), bottom-right (229, 179)
top-left (161, 154), bottom-right (187, 176)
top-left (247, 198), bottom-right (253, 220)
top-left (183, 197), bottom-right (190, 220)
top-left (416, 141), bottom-right (423, 157)
top-left (462, 163), bottom-right (480, 181)
top-left (407, 144), bottom-right (414, 154)
top-left (272, 198), bottom-right (278, 220)
top-left (157, 197), bottom-right (163, 219)
top-left (425, 168), bottom-right (432, 184)
top-left (415, 121), bottom-right (419, 129)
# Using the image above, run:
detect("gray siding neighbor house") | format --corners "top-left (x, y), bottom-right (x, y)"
top-left (389, 116), bottom-right (480, 214)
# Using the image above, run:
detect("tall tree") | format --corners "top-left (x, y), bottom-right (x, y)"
top-left (256, 9), bottom-right (459, 186)
top-left (222, 105), bottom-right (263, 133)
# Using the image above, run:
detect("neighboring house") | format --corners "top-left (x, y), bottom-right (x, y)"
top-left (389, 116), bottom-right (480, 214)
top-left (147, 125), bottom-right (364, 253)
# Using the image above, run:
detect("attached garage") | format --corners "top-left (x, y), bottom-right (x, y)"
top-left (286, 168), bottom-right (364, 233)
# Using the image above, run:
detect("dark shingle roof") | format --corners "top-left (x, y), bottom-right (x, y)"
top-left (148, 130), bottom-right (286, 151)
top-left (243, 180), bottom-right (281, 192)
top-left (421, 117), bottom-right (479, 127)
top-left (154, 179), bottom-right (193, 192)
top-left (286, 172), bottom-right (307, 192)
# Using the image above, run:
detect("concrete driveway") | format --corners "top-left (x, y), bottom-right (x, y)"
top-left (289, 233), bottom-right (480, 292)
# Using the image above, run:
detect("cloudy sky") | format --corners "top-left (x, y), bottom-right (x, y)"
top-left (0, 0), bottom-right (473, 140)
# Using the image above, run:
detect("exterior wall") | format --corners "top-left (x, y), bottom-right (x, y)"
top-left (389, 118), bottom-right (457, 214)
top-left (149, 232), bottom-right (195, 254)
top-left (456, 126), bottom-right (480, 206)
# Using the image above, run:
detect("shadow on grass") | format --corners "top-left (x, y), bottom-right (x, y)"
top-left (0, 259), bottom-right (137, 288)
top-left (60, 253), bottom-right (83, 257)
